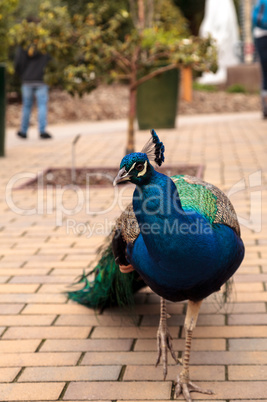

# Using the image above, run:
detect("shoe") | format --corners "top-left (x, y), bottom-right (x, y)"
top-left (17, 131), bottom-right (27, 139)
top-left (40, 132), bottom-right (52, 139)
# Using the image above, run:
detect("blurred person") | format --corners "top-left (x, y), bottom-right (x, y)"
top-left (15, 17), bottom-right (52, 139)
top-left (198, 0), bottom-right (239, 85)
top-left (15, 46), bottom-right (52, 139)
top-left (252, 0), bottom-right (267, 118)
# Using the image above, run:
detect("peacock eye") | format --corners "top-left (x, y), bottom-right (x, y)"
top-left (135, 163), bottom-right (144, 172)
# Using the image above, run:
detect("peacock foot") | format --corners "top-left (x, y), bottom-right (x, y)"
top-left (175, 371), bottom-right (214, 401)
top-left (155, 323), bottom-right (178, 380)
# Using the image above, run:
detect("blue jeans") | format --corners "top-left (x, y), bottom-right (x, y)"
top-left (21, 84), bottom-right (48, 134)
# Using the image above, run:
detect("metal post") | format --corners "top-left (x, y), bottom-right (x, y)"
top-left (71, 134), bottom-right (81, 185)
top-left (0, 64), bottom-right (6, 157)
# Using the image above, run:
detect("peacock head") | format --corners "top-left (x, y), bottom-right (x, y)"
top-left (113, 129), bottom-right (165, 186)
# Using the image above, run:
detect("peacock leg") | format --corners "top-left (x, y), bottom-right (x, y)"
top-left (155, 297), bottom-right (178, 380)
top-left (175, 300), bottom-right (213, 401)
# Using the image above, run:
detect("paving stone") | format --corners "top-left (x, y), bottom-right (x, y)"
top-left (19, 365), bottom-right (121, 382)
top-left (235, 292), bottom-right (267, 302)
top-left (0, 340), bottom-right (41, 353)
top-left (234, 273), bottom-right (267, 282)
top-left (229, 338), bottom-right (267, 351)
top-left (123, 365), bottom-right (225, 381)
top-left (227, 303), bottom-right (266, 314)
top-left (0, 304), bottom-right (24, 314)
top-left (184, 381), bottom-right (267, 399)
top-left (26, 254), bottom-right (65, 262)
top-left (200, 301), bottom-right (266, 314)
top-left (0, 248), bottom-right (38, 256)
top-left (135, 338), bottom-right (226, 351)
top-left (64, 381), bottom-right (171, 400)
top-left (0, 268), bottom-right (50, 276)
top-left (228, 313), bottom-right (267, 325)
top-left (82, 351), bottom-right (159, 365)
top-left (234, 282), bottom-right (264, 292)
top-left (0, 294), bottom-right (66, 303)
top-left (0, 276), bottom-right (10, 283)
top-left (0, 284), bottom-right (39, 293)
top-left (2, 326), bottom-right (91, 339)
top-left (55, 314), bottom-right (138, 327)
top-left (102, 303), bottom-right (183, 315)
top-left (189, 351), bottom-right (267, 365)
top-left (38, 284), bottom-right (70, 293)
top-left (0, 382), bottom-right (64, 401)
top-left (92, 326), bottom-right (177, 339)
top-left (191, 325), bottom-right (267, 338)
top-left (141, 313), bottom-right (225, 326)
top-left (40, 339), bottom-right (133, 352)
top-left (228, 365), bottom-right (267, 380)
top-left (23, 261), bottom-right (88, 269)
top-left (51, 268), bottom-right (90, 275)
top-left (0, 315), bottom-right (56, 326)
top-left (22, 303), bottom-right (95, 315)
top-left (0, 352), bottom-right (80, 367)
top-left (0, 367), bottom-right (21, 382)
top-left (9, 275), bottom-right (74, 284)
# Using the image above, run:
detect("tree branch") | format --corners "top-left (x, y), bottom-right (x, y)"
top-left (131, 63), bottom-right (179, 90)
top-left (111, 50), bottom-right (132, 70)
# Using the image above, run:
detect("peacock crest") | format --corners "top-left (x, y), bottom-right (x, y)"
top-left (141, 129), bottom-right (165, 166)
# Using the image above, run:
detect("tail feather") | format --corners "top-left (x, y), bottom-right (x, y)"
top-left (67, 240), bottom-right (145, 309)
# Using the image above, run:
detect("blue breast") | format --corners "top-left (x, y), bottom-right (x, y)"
top-left (128, 171), bottom-right (245, 302)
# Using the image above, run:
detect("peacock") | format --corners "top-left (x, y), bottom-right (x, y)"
top-left (68, 129), bottom-right (245, 401)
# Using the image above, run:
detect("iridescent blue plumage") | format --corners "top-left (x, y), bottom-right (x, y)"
top-left (120, 152), bottom-right (148, 170)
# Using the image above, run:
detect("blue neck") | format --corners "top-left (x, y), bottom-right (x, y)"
top-left (132, 170), bottom-right (189, 252)
top-left (133, 170), bottom-right (182, 212)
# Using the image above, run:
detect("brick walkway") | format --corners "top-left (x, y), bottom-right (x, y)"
top-left (1, 111), bottom-right (267, 401)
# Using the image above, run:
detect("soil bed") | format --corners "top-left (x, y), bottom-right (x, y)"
top-left (17, 165), bottom-right (203, 189)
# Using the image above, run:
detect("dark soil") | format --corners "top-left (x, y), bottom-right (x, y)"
top-left (18, 165), bottom-right (202, 189)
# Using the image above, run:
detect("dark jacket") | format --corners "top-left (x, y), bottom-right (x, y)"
top-left (15, 47), bottom-right (50, 84)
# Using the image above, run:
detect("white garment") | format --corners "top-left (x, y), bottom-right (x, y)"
top-left (253, 27), bottom-right (267, 38)
top-left (198, 0), bottom-right (240, 84)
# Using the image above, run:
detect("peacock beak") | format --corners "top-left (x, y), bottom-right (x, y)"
top-left (113, 167), bottom-right (130, 186)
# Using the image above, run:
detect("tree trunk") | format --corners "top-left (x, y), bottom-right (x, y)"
top-left (138, 0), bottom-right (145, 30)
top-left (126, 86), bottom-right (136, 154)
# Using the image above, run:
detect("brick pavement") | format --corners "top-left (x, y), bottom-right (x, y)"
top-left (0, 111), bottom-right (267, 401)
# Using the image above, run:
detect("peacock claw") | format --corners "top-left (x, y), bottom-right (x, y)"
top-left (155, 324), bottom-right (178, 380)
top-left (175, 373), bottom-right (214, 401)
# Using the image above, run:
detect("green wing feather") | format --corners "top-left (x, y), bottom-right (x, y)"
top-left (172, 175), bottom-right (241, 236)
